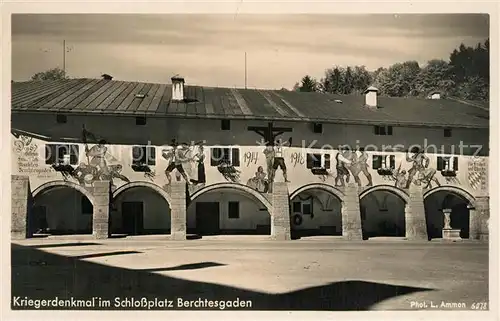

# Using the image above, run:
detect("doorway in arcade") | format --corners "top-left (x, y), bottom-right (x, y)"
top-left (359, 190), bottom-right (406, 240)
top-left (289, 188), bottom-right (342, 239)
top-left (424, 190), bottom-right (471, 240)
top-left (187, 188), bottom-right (271, 236)
top-left (30, 186), bottom-right (93, 236)
top-left (111, 186), bottom-right (171, 236)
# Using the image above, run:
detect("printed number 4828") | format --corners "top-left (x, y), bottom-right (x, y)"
top-left (471, 302), bottom-right (488, 310)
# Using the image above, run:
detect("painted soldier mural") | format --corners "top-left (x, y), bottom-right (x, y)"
top-left (263, 137), bottom-right (292, 184)
top-left (162, 139), bottom-right (192, 185)
top-left (405, 147), bottom-right (440, 189)
top-left (335, 148), bottom-right (373, 187)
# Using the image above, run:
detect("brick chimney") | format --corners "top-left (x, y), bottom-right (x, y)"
top-left (364, 86), bottom-right (379, 108)
top-left (171, 75), bottom-right (185, 102)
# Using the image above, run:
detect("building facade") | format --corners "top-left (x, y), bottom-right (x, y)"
top-left (10, 77), bottom-right (490, 241)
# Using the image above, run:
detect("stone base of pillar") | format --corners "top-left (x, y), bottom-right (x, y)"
top-left (405, 186), bottom-right (428, 241)
top-left (92, 181), bottom-right (111, 239)
top-left (170, 182), bottom-right (187, 240)
top-left (342, 183), bottom-right (363, 240)
top-left (11, 175), bottom-right (31, 240)
top-left (442, 229), bottom-right (462, 241)
top-left (470, 197), bottom-right (489, 241)
top-left (271, 182), bottom-right (291, 241)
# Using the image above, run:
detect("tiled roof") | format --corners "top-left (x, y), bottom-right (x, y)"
top-left (11, 78), bottom-right (489, 129)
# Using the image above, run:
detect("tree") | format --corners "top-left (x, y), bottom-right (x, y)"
top-left (455, 76), bottom-right (488, 101)
top-left (342, 66), bottom-right (354, 94)
top-left (449, 39), bottom-right (489, 101)
top-left (352, 66), bottom-right (373, 94)
top-left (31, 67), bottom-right (67, 81)
top-left (414, 59), bottom-right (454, 97)
top-left (373, 61), bottom-right (421, 97)
top-left (298, 75), bottom-right (319, 92)
top-left (320, 66), bottom-right (344, 94)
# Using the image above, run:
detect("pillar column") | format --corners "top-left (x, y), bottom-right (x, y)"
top-left (271, 182), bottom-right (291, 240)
top-left (11, 175), bottom-right (31, 240)
top-left (470, 197), bottom-right (489, 241)
top-left (170, 181), bottom-right (187, 240)
top-left (92, 180), bottom-right (111, 239)
top-left (342, 183), bottom-right (362, 240)
top-left (405, 185), bottom-right (428, 240)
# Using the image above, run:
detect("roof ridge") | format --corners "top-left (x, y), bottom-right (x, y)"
top-left (447, 96), bottom-right (489, 111)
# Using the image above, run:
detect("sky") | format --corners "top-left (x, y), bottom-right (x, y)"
top-left (11, 14), bottom-right (489, 89)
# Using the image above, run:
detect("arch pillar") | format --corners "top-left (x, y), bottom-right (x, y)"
top-left (91, 180), bottom-right (111, 239)
top-left (11, 175), bottom-right (31, 240)
top-left (271, 182), bottom-right (291, 240)
top-left (342, 183), bottom-right (362, 240)
top-left (405, 185), bottom-right (427, 240)
top-left (170, 182), bottom-right (187, 240)
top-left (470, 196), bottom-right (489, 241)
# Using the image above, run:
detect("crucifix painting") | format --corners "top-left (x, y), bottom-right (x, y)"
top-left (248, 122), bottom-right (292, 184)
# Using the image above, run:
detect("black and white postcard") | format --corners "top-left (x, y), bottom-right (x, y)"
top-left (1, 3), bottom-right (498, 321)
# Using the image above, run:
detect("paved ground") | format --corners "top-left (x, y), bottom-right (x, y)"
top-left (10, 236), bottom-right (489, 311)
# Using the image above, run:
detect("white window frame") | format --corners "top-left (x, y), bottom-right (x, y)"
top-left (211, 146), bottom-right (240, 167)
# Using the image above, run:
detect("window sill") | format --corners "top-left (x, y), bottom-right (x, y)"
top-left (310, 168), bottom-right (329, 175)
top-left (440, 170), bottom-right (457, 177)
top-left (376, 168), bottom-right (394, 176)
top-left (51, 164), bottom-right (75, 172)
top-left (131, 164), bottom-right (153, 172)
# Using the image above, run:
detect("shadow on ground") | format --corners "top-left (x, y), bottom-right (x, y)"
top-left (11, 243), bottom-right (433, 310)
top-left (31, 242), bottom-right (102, 249)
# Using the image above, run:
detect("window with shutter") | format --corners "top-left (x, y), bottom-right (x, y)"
top-left (69, 145), bottom-right (79, 165)
top-left (437, 157), bottom-right (445, 171)
top-left (56, 145), bottom-right (68, 161)
top-left (45, 145), bottom-right (57, 164)
top-left (211, 148), bottom-right (222, 166)
top-left (222, 148), bottom-right (231, 164)
top-left (372, 155), bottom-right (383, 169)
top-left (147, 146), bottom-right (156, 165)
top-left (306, 154), bottom-right (314, 169)
top-left (324, 154), bottom-right (331, 169)
top-left (389, 155), bottom-right (396, 169)
top-left (453, 157), bottom-right (459, 171)
top-left (231, 148), bottom-right (240, 167)
top-left (132, 146), bottom-right (141, 163)
top-left (45, 144), bottom-right (79, 165)
top-left (312, 154), bottom-right (322, 168)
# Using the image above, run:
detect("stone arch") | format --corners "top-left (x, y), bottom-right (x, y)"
top-left (359, 185), bottom-right (410, 204)
top-left (112, 181), bottom-right (172, 207)
top-left (423, 186), bottom-right (476, 207)
top-left (290, 183), bottom-right (346, 203)
top-left (189, 182), bottom-right (272, 214)
top-left (32, 180), bottom-right (96, 206)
